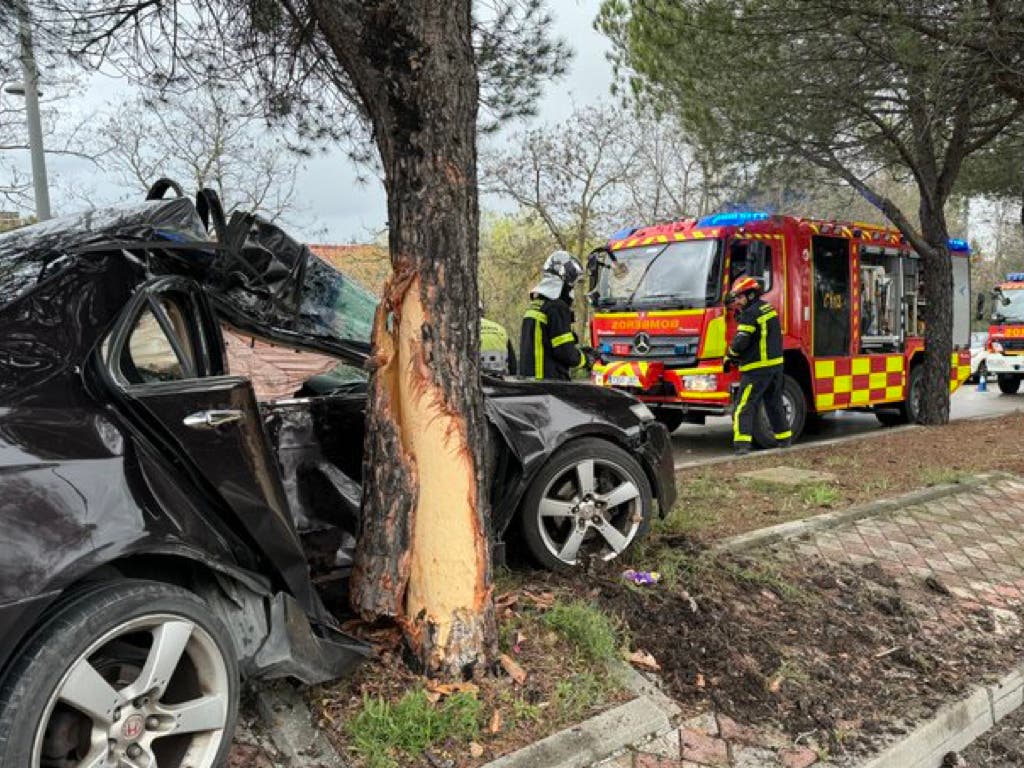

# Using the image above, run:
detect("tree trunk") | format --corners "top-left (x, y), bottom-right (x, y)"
top-left (918, 197), bottom-right (953, 425)
top-left (320, 1), bottom-right (496, 678)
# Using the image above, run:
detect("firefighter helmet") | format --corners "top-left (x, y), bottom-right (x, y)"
top-left (726, 275), bottom-right (762, 303)
top-left (533, 250), bottom-right (584, 300)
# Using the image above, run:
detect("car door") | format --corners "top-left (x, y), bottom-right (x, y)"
top-left (102, 277), bottom-right (318, 611)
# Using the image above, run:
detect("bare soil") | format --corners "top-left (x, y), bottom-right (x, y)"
top-left (959, 703), bottom-right (1024, 767)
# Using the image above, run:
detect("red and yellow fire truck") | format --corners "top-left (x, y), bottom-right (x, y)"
top-left (980, 272), bottom-right (1024, 394)
top-left (588, 212), bottom-right (973, 444)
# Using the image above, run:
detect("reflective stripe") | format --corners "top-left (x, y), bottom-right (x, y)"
top-left (573, 350), bottom-right (587, 369)
top-left (774, 430), bottom-right (792, 440)
top-left (757, 313), bottom-right (771, 363)
top-left (525, 310), bottom-right (547, 324)
top-left (733, 383), bottom-right (754, 443)
top-left (533, 321), bottom-right (544, 379)
top-left (551, 332), bottom-right (575, 347)
top-left (739, 357), bottom-right (783, 372)
top-left (737, 324), bottom-right (756, 332)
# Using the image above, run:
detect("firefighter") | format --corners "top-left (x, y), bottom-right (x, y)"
top-left (480, 308), bottom-right (517, 375)
top-left (725, 275), bottom-right (790, 454)
top-left (519, 250), bottom-right (593, 380)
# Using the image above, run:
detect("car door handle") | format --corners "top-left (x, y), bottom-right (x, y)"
top-left (183, 409), bottom-right (245, 430)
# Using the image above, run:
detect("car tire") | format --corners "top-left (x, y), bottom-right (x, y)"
top-left (520, 438), bottom-right (653, 571)
top-left (651, 407), bottom-right (684, 433)
top-left (0, 580), bottom-right (238, 768)
top-left (752, 374), bottom-right (806, 448)
top-left (997, 374), bottom-right (1021, 395)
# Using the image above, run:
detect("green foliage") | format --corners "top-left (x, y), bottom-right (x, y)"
top-left (551, 672), bottom-right (612, 719)
top-left (596, 0), bottom-right (1022, 258)
top-left (799, 483), bottom-right (840, 507)
top-left (920, 468), bottom-right (969, 487)
top-left (347, 689), bottom-right (481, 768)
top-left (542, 600), bottom-right (619, 663)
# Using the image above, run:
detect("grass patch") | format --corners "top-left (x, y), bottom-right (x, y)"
top-left (920, 468), bottom-right (970, 486)
top-left (542, 600), bottom-right (619, 664)
top-left (800, 482), bottom-right (840, 506)
top-left (346, 689), bottom-right (481, 768)
top-left (551, 672), bottom-right (613, 720)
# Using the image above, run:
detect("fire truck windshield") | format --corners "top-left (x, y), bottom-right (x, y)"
top-left (598, 239), bottom-right (720, 309)
top-left (995, 288), bottom-right (1024, 323)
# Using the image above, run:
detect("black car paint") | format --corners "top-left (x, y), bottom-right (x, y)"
top-left (0, 194), bottom-right (677, 690)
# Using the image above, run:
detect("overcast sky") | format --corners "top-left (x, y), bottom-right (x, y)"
top-left (7, 0), bottom-right (612, 244)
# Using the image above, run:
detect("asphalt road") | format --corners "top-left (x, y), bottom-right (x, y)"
top-left (669, 382), bottom-right (1024, 466)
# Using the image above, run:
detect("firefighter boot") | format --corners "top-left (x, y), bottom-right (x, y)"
top-left (733, 443), bottom-right (752, 456)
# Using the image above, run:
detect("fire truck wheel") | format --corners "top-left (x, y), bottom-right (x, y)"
top-left (519, 438), bottom-right (653, 571)
top-left (651, 408), bottom-right (684, 433)
top-left (875, 365), bottom-right (923, 425)
top-left (752, 374), bottom-right (806, 448)
top-left (997, 374), bottom-right (1021, 394)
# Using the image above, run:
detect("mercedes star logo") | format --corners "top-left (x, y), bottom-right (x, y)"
top-left (633, 332), bottom-right (651, 355)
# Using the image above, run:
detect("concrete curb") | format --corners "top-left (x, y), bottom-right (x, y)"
top-left (673, 424), bottom-right (922, 471)
top-left (480, 696), bottom-right (671, 768)
top-left (855, 666), bottom-right (1024, 768)
top-left (713, 471), bottom-right (1012, 554)
top-left (256, 682), bottom-right (345, 767)
top-left (478, 660), bottom-right (681, 768)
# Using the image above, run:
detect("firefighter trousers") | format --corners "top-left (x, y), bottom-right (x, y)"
top-left (733, 366), bottom-right (791, 448)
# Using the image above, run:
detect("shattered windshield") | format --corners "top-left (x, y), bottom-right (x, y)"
top-left (299, 256), bottom-right (377, 345)
top-left (597, 239), bottom-right (721, 309)
top-left (996, 288), bottom-right (1024, 323)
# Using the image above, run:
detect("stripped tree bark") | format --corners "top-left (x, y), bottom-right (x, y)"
top-left (313, 1), bottom-right (498, 677)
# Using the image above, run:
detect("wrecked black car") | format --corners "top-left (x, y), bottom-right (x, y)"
top-left (0, 185), bottom-right (676, 767)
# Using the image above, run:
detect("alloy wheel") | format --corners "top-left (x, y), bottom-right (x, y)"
top-left (535, 458), bottom-right (643, 566)
top-left (33, 614), bottom-right (229, 768)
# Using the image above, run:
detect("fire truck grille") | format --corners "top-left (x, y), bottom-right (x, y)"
top-left (600, 334), bottom-right (700, 367)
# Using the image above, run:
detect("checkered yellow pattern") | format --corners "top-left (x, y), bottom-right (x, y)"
top-left (950, 350), bottom-right (971, 393)
top-left (813, 355), bottom-right (905, 411)
top-left (814, 352), bottom-right (973, 410)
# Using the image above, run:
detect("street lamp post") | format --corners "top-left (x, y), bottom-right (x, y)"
top-left (11, 0), bottom-right (51, 221)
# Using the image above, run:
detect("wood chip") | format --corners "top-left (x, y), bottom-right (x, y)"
top-left (426, 681), bottom-right (479, 697)
top-left (626, 649), bottom-right (661, 671)
top-left (768, 676), bottom-right (783, 693)
top-left (500, 653), bottom-right (528, 684)
top-left (488, 709), bottom-right (503, 734)
top-left (695, 672), bottom-right (706, 689)
top-left (469, 742), bottom-right (484, 758)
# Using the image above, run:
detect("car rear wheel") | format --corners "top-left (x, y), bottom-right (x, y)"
top-left (0, 580), bottom-right (238, 768)
top-left (520, 438), bottom-right (653, 571)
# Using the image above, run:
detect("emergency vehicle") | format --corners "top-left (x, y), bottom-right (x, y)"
top-left (587, 212), bottom-right (973, 444)
top-left (979, 273), bottom-right (1024, 394)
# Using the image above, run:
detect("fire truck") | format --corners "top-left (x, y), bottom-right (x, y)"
top-left (587, 211), bottom-right (973, 445)
top-left (978, 273), bottom-right (1024, 394)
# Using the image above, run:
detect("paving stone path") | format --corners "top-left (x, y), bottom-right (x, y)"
top-left (601, 478), bottom-right (1024, 768)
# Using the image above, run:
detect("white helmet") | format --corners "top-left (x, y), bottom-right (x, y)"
top-left (533, 250), bottom-right (583, 300)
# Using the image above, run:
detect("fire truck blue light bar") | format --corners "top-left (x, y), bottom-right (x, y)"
top-left (1007, 273), bottom-right (1024, 282)
top-left (696, 211), bottom-right (769, 227)
top-left (947, 238), bottom-right (970, 252)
